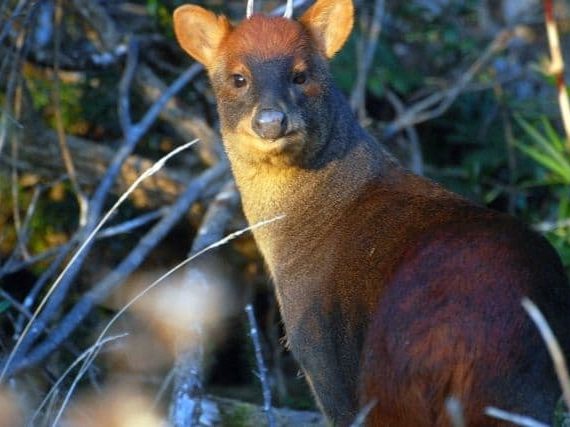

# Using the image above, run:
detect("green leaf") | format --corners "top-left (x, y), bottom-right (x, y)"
top-left (517, 117), bottom-right (568, 165)
top-left (541, 117), bottom-right (565, 152)
top-left (515, 116), bottom-right (570, 183)
top-left (517, 143), bottom-right (570, 182)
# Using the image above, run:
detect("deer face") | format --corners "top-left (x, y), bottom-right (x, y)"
top-left (173, 0), bottom-right (354, 166)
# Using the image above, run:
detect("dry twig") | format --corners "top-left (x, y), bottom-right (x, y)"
top-left (168, 179), bottom-right (239, 427)
top-left (385, 89), bottom-right (423, 175)
top-left (52, 0), bottom-right (88, 226)
top-left (350, 0), bottom-right (385, 122)
top-left (0, 140), bottom-right (204, 379)
top-left (384, 30), bottom-right (514, 139)
top-left (246, 303), bottom-right (276, 427)
top-left (58, 214), bottom-right (284, 424)
top-left (543, 0), bottom-right (570, 148)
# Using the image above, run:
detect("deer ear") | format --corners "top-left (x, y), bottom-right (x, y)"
top-left (300, 0), bottom-right (354, 59)
top-left (173, 5), bottom-right (231, 68)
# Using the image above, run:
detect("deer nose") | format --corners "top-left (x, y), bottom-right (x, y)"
top-left (252, 109), bottom-right (287, 140)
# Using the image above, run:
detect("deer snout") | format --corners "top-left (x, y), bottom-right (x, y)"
top-left (252, 109), bottom-right (288, 140)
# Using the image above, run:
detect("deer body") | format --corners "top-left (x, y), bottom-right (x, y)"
top-left (173, 2), bottom-right (570, 425)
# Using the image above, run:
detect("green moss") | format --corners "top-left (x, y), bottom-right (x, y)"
top-left (220, 402), bottom-right (256, 427)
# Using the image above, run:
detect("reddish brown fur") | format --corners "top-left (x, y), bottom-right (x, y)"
top-left (219, 15), bottom-right (311, 62)
top-left (173, 2), bottom-right (570, 426)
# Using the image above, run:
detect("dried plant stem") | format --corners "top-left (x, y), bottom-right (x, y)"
top-left (168, 180), bottom-right (239, 427)
top-left (31, 333), bottom-right (128, 426)
top-left (485, 407), bottom-right (548, 427)
top-left (0, 288), bottom-right (31, 320)
top-left (245, 303), bottom-right (276, 427)
top-left (0, 185), bottom-right (41, 276)
top-left (384, 30), bottom-right (513, 138)
top-left (522, 297), bottom-right (570, 409)
top-left (543, 0), bottom-right (570, 149)
top-left (7, 30), bottom-right (26, 246)
top-left (350, 0), bottom-right (385, 121)
top-left (0, 139), bottom-right (198, 382)
top-left (55, 215), bottom-right (284, 424)
top-left (385, 89), bottom-right (423, 175)
top-left (53, 0), bottom-right (89, 225)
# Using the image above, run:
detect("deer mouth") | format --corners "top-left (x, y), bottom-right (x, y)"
top-left (251, 130), bottom-right (304, 153)
top-left (224, 130), bottom-right (306, 161)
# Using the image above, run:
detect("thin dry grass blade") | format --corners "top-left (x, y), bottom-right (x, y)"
top-left (522, 297), bottom-right (570, 409)
top-left (284, 0), bottom-right (293, 19)
top-left (246, 0), bottom-right (254, 18)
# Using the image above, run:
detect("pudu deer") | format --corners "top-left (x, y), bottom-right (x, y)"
top-left (173, 0), bottom-right (570, 425)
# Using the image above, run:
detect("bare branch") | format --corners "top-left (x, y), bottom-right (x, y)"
top-left (0, 0), bottom-right (28, 47)
top-left (0, 141), bottom-right (203, 381)
top-left (13, 242), bottom-right (74, 338)
top-left (245, 303), bottom-right (276, 427)
top-left (0, 288), bottom-right (32, 320)
top-left (2, 163), bottom-right (225, 378)
top-left (191, 180), bottom-right (240, 252)
top-left (60, 212), bottom-right (282, 423)
top-left (134, 65), bottom-right (222, 166)
top-left (385, 89), bottom-right (423, 175)
top-left (543, 0), bottom-right (570, 148)
top-left (168, 179), bottom-right (239, 426)
top-left (97, 209), bottom-right (166, 239)
top-left (134, 65), bottom-right (203, 143)
top-left (350, 0), bottom-right (385, 122)
top-left (118, 39), bottom-right (138, 134)
top-left (52, 0), bottom-right (89, 226)
top-left (384, 30), bottom-right (514, 139)
top-left (70, 0), bottom-right (121, 51)
top-left (7, 126), bottom-right (192, 208)
top-left (2, 61), bottom-right (206, 371)
top-left (0, 185), bottom-right (41, 276)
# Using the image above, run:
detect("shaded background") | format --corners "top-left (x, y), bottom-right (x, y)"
top-left (0, 0), bottom-right (569, 425)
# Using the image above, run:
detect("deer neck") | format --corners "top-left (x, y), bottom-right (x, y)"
top-left (226, 109), bottom-right (396, 279)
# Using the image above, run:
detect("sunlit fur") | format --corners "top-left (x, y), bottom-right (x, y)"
top-left (173, 1), bottom-right (570, 426)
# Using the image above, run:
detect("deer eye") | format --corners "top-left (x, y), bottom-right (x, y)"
top-left (232, 74), bottom-right (247, 88)
top-left (292, 71), bottom-right (307, 85)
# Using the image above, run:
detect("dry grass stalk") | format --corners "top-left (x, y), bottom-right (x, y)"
top-left (485, 406), bottom-right (548, 427)
top-left (55, 215), bottom-right (284, 422)
top-left (522, 297), bottom-right (570, 409)
top-left (0, 139), bottom-right (198, 383)
top-left (543, 0), bottom-right (570, 149)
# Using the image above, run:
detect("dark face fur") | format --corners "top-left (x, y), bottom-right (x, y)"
top-left (209, 16), bottom-right (335, 167)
